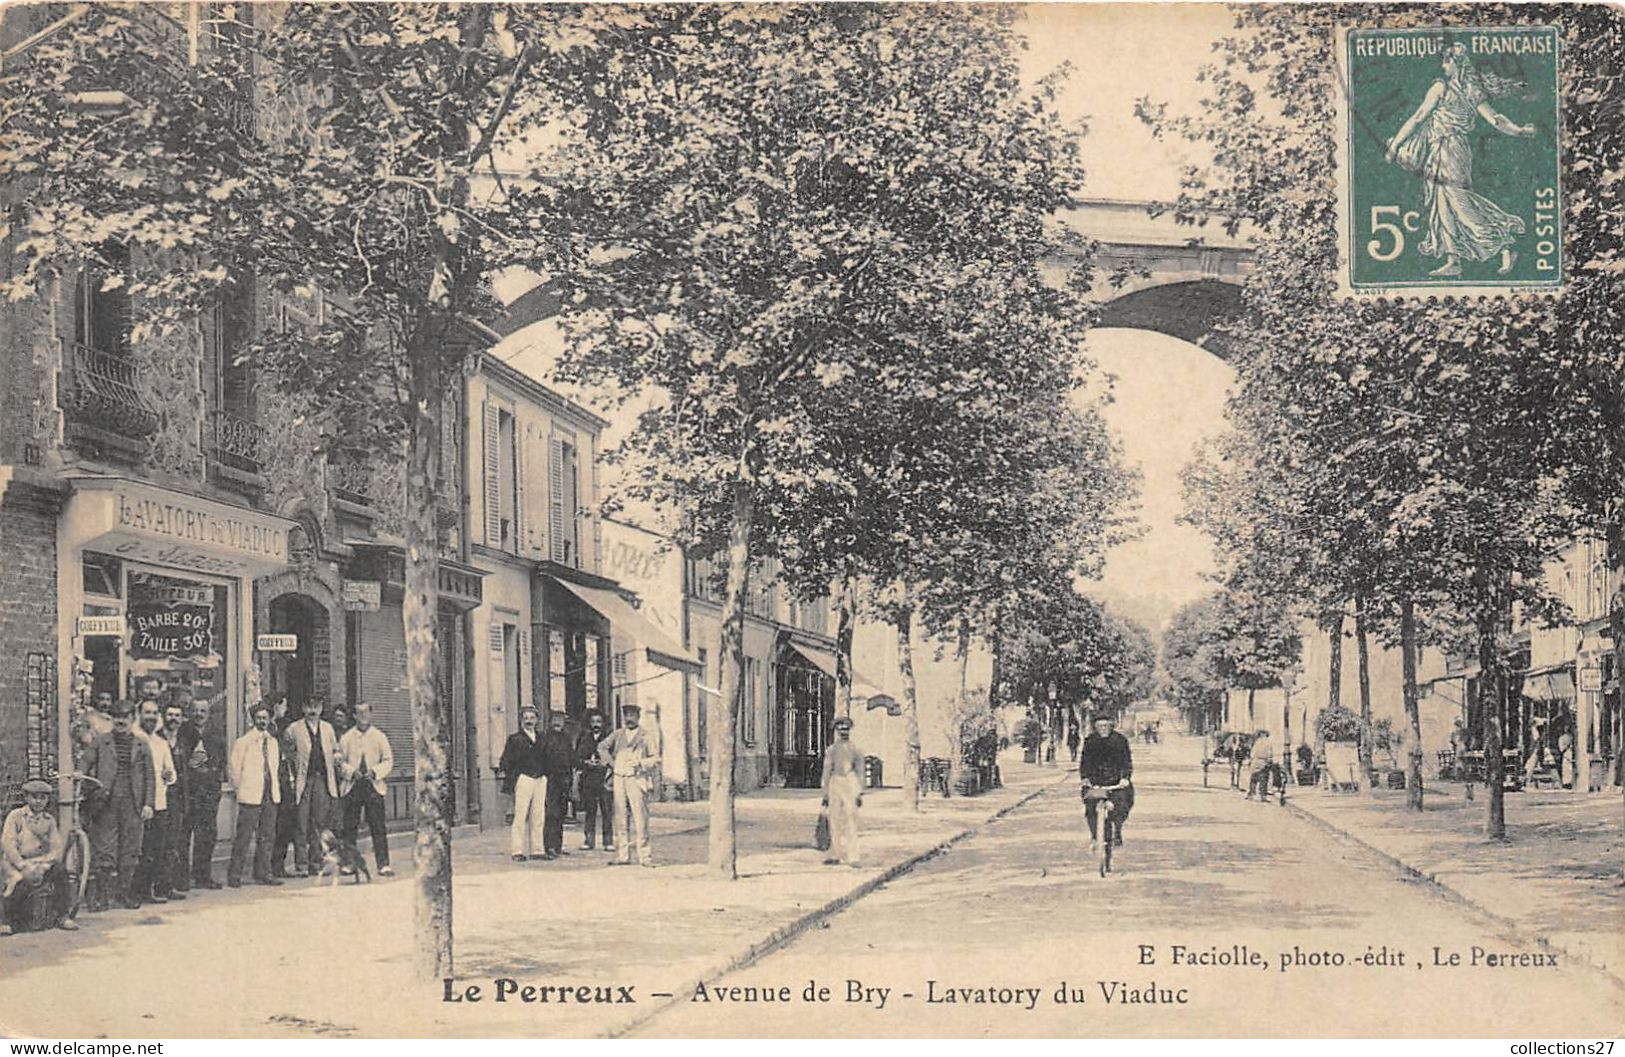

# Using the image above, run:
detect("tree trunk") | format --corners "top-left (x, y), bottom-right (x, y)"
top-left (834, 564), bottom-right (857, 719)
top-left (956, 615), bottom-right (972, 694)
top-left (405, 337), bottom-right (451, 980)
top-left (1327, 609), bottom-right (1344, 716)
top-left (1355, 596), bottom-right (1374, 793)
top-left (1478, 595), bottom-right (1507, 840)
top-left (894, 601), bottom-right (922, 813)
top-left (1246, 686), bottom-right (1256, 725)
top-left (987, 606), bottom-right (1003, 715)
top-left (1401, 598), bottom-right (1424, 811)
top-left (708, 479), bottom-right (753, 879)
top-left (949, 615), bottom-right (973, 789)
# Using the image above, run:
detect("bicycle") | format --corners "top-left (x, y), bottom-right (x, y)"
top-left (51, 772), bottom-right (98, 920)
top-left (1083, 780), bottom-right (1129, 877)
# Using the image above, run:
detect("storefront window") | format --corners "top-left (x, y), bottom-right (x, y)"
top-left (79, 555), bottom-right (233, 756)
top-left (543, 625), bottom-right (606, 721)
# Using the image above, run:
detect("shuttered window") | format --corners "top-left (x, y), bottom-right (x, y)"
top-left (482, 400), bottom-right (501, 547)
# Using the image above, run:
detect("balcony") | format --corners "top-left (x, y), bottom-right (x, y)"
top-left (327, 447), bottom-right (378, 523)
top-left (58, 342), bottom-right (160, 461)
top-left (208, 409), bottom-right (268, 492)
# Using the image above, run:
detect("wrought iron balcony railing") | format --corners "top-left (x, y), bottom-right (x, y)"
top-left (210, 409), bottom-right (266, 475)
top-left (327, 448), bottom-right (375, 508)
top-left (60, 342), bottom-right (161, 443)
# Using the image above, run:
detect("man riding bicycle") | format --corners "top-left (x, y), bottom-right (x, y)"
top-left (1080, 713), bottom-right (1134, 852)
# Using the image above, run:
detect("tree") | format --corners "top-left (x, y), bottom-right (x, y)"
top-left (2, 2), bottom-right (617, 976)
top-left (531, 5), bottom-right (1118, 850)
top-left (1144, 3), bottom-right (1609, 835)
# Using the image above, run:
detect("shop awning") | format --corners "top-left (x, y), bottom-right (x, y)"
top-left (554, 579), bottom-right (699, 672)
top-left (1521, 665), bottom-right (1576, 702)
top-left (783, 643), bottom-right (885, 700)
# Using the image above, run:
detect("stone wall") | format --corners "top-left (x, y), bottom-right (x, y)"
top-left (0, 479), bottom-right (61, 792)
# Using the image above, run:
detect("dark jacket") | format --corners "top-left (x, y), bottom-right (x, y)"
top-left (83, 730), bottom-right (157, 812)
top-left (174, 719), bottom-right (227, 788)
top-left (539, 730), bottom-right (575, 781)
top-left (1079, 730), bottom-right (1133, 787)
top-left (574, 728), bottom-right (608, 774)
top-left (499, 730), bottom-right (548, 795)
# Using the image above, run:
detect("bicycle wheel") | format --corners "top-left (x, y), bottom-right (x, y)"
top-left (1099, 811), bottom-right (1114, 877)
top-left (63, 827), bottom-right (90, 919)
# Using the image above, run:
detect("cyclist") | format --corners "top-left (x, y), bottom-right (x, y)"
top-left (1080, 713), bottom-right (1134, 852)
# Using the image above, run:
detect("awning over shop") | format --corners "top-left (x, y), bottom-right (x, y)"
top-left (65, 475), bottom-right (296, 577)
top-left (783, 643), bottom-right (884, 700)
top-left (1521, 666), bottom-right (1576, 703)
top-left (554, 579), bottom-right (699, 672)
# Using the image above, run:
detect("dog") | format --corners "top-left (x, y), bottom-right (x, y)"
top-left (315, 829), bottom-right (372, 886)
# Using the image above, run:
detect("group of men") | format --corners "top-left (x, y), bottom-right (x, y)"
top-left (499, 704), bottom-right (657, 867)
top-left (224, 695), bottom-right (396, 887)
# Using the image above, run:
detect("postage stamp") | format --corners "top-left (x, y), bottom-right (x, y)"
top-left (1335, 25), bottom-right (1563, 298)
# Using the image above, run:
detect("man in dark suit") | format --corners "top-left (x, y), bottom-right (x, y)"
top-left (173, 690), bottom-right (226, 889)
top-left (81, 699), bottom-right (156, 911)
top-left (539, 711), bottom-right (576, 859)
top-left (1079, 713), bottom-right (1134, 852)
top-left (574, 711), bottom-right (613, 852)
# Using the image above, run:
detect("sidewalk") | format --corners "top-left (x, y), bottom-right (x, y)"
top-left (1282, 781), bottom-right (1624, 984)
top-left (1, 753), bottom-right (1065, 1040)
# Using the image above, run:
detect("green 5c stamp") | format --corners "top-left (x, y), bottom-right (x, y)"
top-left (1336, 25), bottom-right (1562, 297)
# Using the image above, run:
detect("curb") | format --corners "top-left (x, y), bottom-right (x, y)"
top-left (602, 773), bottom-right (1068, 1039)
top-left (1281, 797), bottom-right (1625, 991)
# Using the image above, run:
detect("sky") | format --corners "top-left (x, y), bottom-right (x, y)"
top-left (500, 4), bottom-right (1244, 634)
top-left (1030, 4), bottom-right (1242, 633)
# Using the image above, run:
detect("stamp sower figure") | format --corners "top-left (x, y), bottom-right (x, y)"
top-left (284, 697), bottom-right (339, 877)
top-left (131, 698), bottom-right (178, 904)
top-left (1385, 42), bottom-right (1537, 277)
top-left (539, 711), bottom-right (576, 860)
top-left (2, 779), bottom-right (78, 932)
top-left (337, 701), bottom-right (395, 877)
top-left (574, 711), bottom-right (614, 852)
top-left (174, 691), bottom-right (225, 889)
top-left (820, 716), bottom-right (864, 867)
top-left (228, 701), bottom-right (283, 887)
top-left (499, 706), bottom-right (548, 863)
top-left (1079, 713), bottom-right (1133, 852)
top-left (82, 698), bottom-right (155, 911)
top-left (599, 705), bottom-right (658, 868)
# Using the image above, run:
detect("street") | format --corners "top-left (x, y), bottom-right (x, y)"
top-left (634, 740), bottom-right (1625, 1038)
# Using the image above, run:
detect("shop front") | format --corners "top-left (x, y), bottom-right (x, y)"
top-left (534, 571), bottom-right (698, 792)
top-left (1520, 662), bottom-right (1576, 787)
top-left (1577, 633), bottom-right (1619, 792)
top-left (56, 476), bottom-right (295, 815)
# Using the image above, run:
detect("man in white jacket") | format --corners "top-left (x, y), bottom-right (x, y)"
top-left (337, 702), bottom-right (395, 877)
top-left (228, 702), bottom-right (282, 887)
top-left (132, 699), bottom-right (178, 904)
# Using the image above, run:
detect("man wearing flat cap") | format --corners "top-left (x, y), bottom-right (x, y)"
top-left (81, 698), bottom-right (156, 911)
top-left (2, 780), bottom-right (77, 932)
top-left (598, 705), bottom-right (658, 867)
top-left (539, 711), bottom-right (576, 860)
top-left (820, 716), bottom-right (865, 867)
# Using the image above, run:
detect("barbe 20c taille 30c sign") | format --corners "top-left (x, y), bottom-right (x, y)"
top-left (1336, 24), bottom-right (1562, 298)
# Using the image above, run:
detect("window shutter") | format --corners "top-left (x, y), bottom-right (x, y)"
top-left (518, 626), bottom-right (532, 708)
top-left (589, 452), bottom-right (602, 572)
top-left (483, 400), bottom-right (501, 547)
top-left (526, 426), bottom-right (544, 557)
top-left (512, 421), bottom-right (526, 555)
top-left (548, 434), bottom-right (566, 564)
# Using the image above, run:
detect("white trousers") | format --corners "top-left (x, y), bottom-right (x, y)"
top-left (511, 774), bottom-right (547, 857)
top-left (828, 773), bottom-right (861, 865)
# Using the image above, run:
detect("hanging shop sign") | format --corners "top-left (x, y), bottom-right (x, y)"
top-left (342, 579), bottom-right (382, 612)
top-left (1579, 666), bottom-right (1603, 694)
top-left (77, 615), bottom-right (126, 637)
top-left (257, 634), bottom-right (299, 652)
